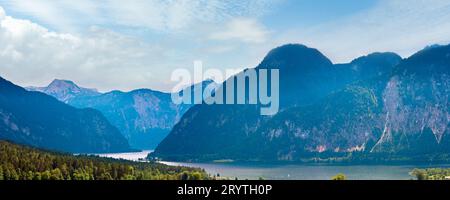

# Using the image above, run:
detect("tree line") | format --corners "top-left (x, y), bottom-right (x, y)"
top-left (411, 168), bottom-right (450, 180)
top-left (0, 140), bottom-right (209, 180)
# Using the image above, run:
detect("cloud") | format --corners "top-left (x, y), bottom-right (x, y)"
top-left (209, 18), bottom-right (269, 44)
top-left (0, 1), bottom-right (279, 92)
top-left (0, 0), bottom-right (101, 33)
top-left (0, 6), bottom-right (4, 19)
top-left (5, 0), bottom-right (449, 93)
top-left (275, 0), bottom-right (450, 63)
top-left (0, 7), bottom-right (178, 92)
top-left (0, 5), bottom-right (274, 92)
top-left (2, 0), bottom-right (276, 32)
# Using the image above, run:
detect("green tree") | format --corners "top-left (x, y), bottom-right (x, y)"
top-left (24, 171), bottom-right (34, 180)
top-left (73, 169), bottom-right (90, 180)
top-left (0, 140), bottom-right (209, 181)
top-left (190, 172), bottom-right (204, 180)
top-left (50, 168), bottom-right (64, 180)
top-left (41, 170), bottom-right (52, 180)
top-left (180, 172), bottom-right (189, 180)
top-left (98, 172), bottom-right (113, 180)
top-left (332, 173), bottom-right (347, 180)
top-left (411, 169), bottom-right (428, 180)
top-left (33, 172), bottom-right (42, 180)
top-left (0, 166), bottom-right (4, 180)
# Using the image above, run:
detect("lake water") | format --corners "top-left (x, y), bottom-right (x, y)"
top-left (160, 161), bottom-right (425, 180)
top-left (94, 150), bottom-right (152, 161)
top-left (92, 151), bottom-right (446, 180)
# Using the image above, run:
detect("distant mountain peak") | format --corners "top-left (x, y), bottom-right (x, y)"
top-left (47, 79), bottom-right (81, 91)
top-left (50, 79), bottom-right (76, 85)
top-left (422, 44), bottom-right (444, 51)
top-left (393, 43), bottom-right (450, 75)
top-left (347, 52), bottom-right (402, 74)
top-left (0, 77), bottom-right (131, 153)
top-left (26, 79), bottom-right (100, 103)
top-left (258, 43), bottom-right (333, 71)
top-left (351, 52), bottom-right (402, 64)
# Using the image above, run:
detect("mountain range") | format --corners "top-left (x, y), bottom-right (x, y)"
top-left (151, 43), bottom-right (450, 162)
top-left (26, 79), bottom-right (100, 103)
top-left (2, 42), bottom-right (449, 162)
top-left (0, 77), bottom-right (131, 153)
top-left (26, 79), bottom-right (215, 149)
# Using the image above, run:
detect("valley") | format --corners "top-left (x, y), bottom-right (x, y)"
top-left (1, 43), bottom-right (450, 180)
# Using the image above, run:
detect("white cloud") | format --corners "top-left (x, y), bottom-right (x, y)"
top-left (209, 18), bottom-right (269, 44)
top-left (0, 6), bottom-right (4, 19)
top-left (0, 7), bottom-right (179, 92)
top-left (0, 5), bottom-right (273, 92)
top-left (275, 0), bottom-right (450, 63)
top-left (0, 1), bottom-right (279, 92)
top-left (1, 0), bottom-right (101, 32)
top-left (6, 0), bottom-right (450, 93)
top-left (0, 0), bottom-right (276, 91)
top-left (2, 0), bottom-right (276, 32)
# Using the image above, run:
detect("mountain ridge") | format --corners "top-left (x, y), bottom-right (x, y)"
top-left (26, 79), bottom-right (100, 103)
top-left (150, 45), bottom-right (450, 161)
top-left (0, 76), bottom-right (132, 153)
top-left (26, 78), bottom-right (217, 150)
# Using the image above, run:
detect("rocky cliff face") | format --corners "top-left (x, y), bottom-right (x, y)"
top-left (69, 89), bottom-right (189, 149)
top-left (151, 44), bottom-right (410, 161)
top-left (26, 77), bottom-right (216, 150)
top-left (370, 45), bottom-right (450, 154)
top-left (248, 44), bottom-right (450, 161)
top-left (69, 80), bottom-right (216, 150)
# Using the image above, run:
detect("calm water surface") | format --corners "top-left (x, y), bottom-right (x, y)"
top-left (160, 161), bottom-right (425, 180)
top-left (94, 150), bottom-right (152, 161)
top-left (93, 151), bottom-right (448, 180)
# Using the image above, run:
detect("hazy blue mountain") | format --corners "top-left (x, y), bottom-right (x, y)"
top-left (69, 80), bottom-right (216, 150)
top-left (252, 44), bottom-right (450, 161)
top-left (0, 77), bottom-right (131, 153)
top-left (335, 52), bottom-right (402, 83)
top-left (26, 79), bottom-right (100, 103)
top-left (151, 44), bottom-right (403, 161)
top-left (369, 44), bottom-right (450, 154)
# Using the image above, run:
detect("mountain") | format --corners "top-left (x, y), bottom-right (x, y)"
top-left (335, 52), bottom-right (402, 83)
top-left (26, 79), bottom-right (100, 103)
top-left (370, 44), bottom-right (450, 154)
top-left (69, 80), bottom-right (216, 150)
top-left (27, 78), bottom-right (217, 150)
top-left (151, 44), bottom-right (403, 161)
top-left (251, 44), bottom-right (450, 161)
top-left (0, 77), bottom-right (131, 153)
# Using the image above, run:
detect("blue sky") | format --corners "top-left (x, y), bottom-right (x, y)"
top-left (1, 0), bottom-right (450, 92)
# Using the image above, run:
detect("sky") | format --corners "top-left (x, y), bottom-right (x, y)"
top-left (1, 0), bottom-right (450, 92)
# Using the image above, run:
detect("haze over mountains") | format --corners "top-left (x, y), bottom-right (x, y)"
top-left (69, 88), bottom-right (189, 149)
top-left (151, 43), bottom-right (450, 162)
top-left (25, 79), bottom-right (215, 149)
top-left (1, 43), bottom-right (449, 163)
top-left (26, 79), bottom-right (100, 103)
top-left (0, 77), bottom-right (131, 153)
